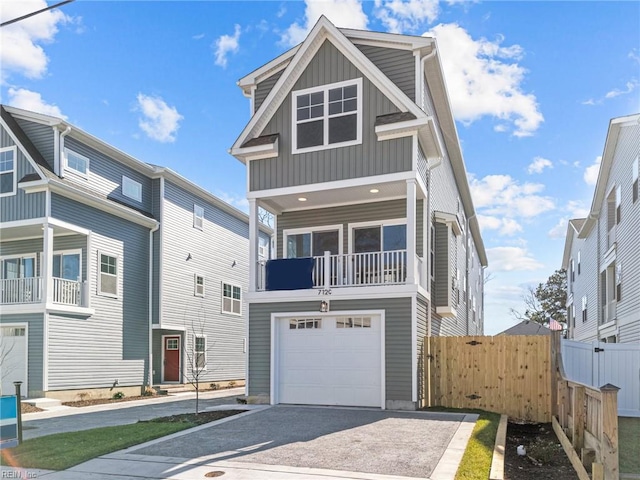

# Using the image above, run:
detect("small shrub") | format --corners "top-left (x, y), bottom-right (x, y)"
top-left (210, 383), bottom-right (220, 390)
top-left (112, 391), bottom-right (125, 400)
top-left (142, 387), bottom-right (156, 397)
top-left (228, 381), bottom-right (236, 388)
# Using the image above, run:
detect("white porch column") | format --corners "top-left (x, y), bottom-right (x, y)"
top-left (248, 199), bottom-right (259, 292)
top-left (42, 222), bottom-right (54, 304)
top-left (406, 179), bottom-right (416, 284)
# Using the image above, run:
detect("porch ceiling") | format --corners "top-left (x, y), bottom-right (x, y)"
top-left (0, 223), bottom-right (82, 242)
top-left (260, 179), bottom-right (420, 213)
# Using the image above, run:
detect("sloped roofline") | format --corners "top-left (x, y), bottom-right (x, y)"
top-left (578, 113), bottom-right (640, 239)
top-left (561, 218), bottom-right (586, 269)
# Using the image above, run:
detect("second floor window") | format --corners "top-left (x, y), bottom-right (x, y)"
top-left (193, 204), bottom-right (204, 230)
top-left (194, 274), bottom-right (205, 297)
top-left (222, 282), bottom-right (241, 315)
top-left (64, 148), bottom-right (89, 177)
top-left (633, 157), bottom-right (639, 203)
top-left (0, 146), bottom-right (16, 197)
top-left (122, 176), bottom-right (142, 202)
top-left (292, 79), bottom-right (362, 154)
top-left (99, 252), bottom-right (118, 297)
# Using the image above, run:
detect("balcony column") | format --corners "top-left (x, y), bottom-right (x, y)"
top-left (248, 199), bottom-right (259, 292)
top-left (42, 222), bottom-right (54, 304)
top-left (406, 179), bottom-right (416, 284)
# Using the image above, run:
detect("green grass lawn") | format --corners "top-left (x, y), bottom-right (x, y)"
top-left (0, 411), bottom-right (240, 471)
top-left (619, 416), bottom-right (640, 475)
top-left (424, 407), bottom-right (501, 480)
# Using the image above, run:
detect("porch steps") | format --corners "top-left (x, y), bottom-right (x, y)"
top-left (24, 397), bottom-right (67, 410)
top-left (153, 384), bottom-right (192, 396)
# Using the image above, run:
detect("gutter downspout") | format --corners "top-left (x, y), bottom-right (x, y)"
top-left (148, 221), bottom-right (160, 389)
top-left (59, 126), bottom-right (72, 177)
top-left (465, 213), bottom-right (476, 335)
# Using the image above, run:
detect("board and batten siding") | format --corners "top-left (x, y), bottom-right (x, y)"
top-left (49, 193), bottom-right (151, 389)
top-left (254, 69), bottom-right (285, 113)
top-left (356, 44), bottom-right (415, 102)
top-left (160, 180), bottom-right (257, 381)
top-left (277, 199), bottom-right (423, 258)
top-left (248, 297), bottom-right (413, 402)
top-left (0, 313), bottom-right (44, 397)
top-left (250, 40), bottom-right (411, 191)
top-left (0, 124), bottom-right (46, 222)
top-left (60, 136), bottom-right (153, 214)
top-left (14, 118), bottom-right (55, 170)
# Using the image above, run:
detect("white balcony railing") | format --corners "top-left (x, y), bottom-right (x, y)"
top-left (0, 277), bottom-right (84, 306)
top-left (257, 250), bottom-right (410, 291)
top-left (0, 277), bottom-right (42, 304)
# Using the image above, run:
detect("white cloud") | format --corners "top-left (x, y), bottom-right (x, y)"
top-left (214, 24), bottom-right (241, 68)
top-left (548, 217), bottom-right (568, 239)
top-left (477, 215), bottom-right (522, 236)
top-left (216, 191), bottom-right (249, 212)
top-left (469, 174), bottom-right (555, 218)
top-left (630, 49), bottom-right (640, 65)
top-left (582, 79), bottom-right (639, 105)
top-left (486, 246), bottom-right (544, 272)
top-left (280, 0), bottom-right (368, 47)
top-left (135, 94), bottom-right (183, 143)
top-left (0, 0), bottom-right (69, 82)
top-left (6, 87), bottom-right (66, 118)
top-left (527, 156), bottom-right (553, 174)
top-left (566, 200), bottom-right (589, 218)
top-left (583, 156), bottom-right (601, 186)
top-left (425, 23), bottom-right (543, 137)
top-left (192, 33), bottom-right (205, 40)
top-left (374, 0), bottom-right (439, 34)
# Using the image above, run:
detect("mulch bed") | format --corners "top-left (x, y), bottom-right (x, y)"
top-left (63, 395), bottom-right (152, 407)
top-left (144, 410), bottom-right (244, 426)
top-left (504, 422), bottom-right (579, 480)
top-left (21, 403), bottom-right (43, 414)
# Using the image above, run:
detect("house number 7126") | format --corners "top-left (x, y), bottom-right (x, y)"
top-left (317, 289), bottom-right (332, 295)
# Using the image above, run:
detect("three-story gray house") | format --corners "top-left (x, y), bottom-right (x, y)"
top-left (0, 105), bottom-right (270, 399)
top-left (562, 113), bottom-right (640, 343)
top-left (231, 17), bottom-right (487, 410)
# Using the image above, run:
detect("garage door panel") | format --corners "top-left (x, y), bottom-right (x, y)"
top-left (282, 350), bottom-right (327, 365)
top-left (331, 369), bottom-right (379, 387)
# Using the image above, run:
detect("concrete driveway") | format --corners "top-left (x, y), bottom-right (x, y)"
top-left (44, 405), bottom-right (478, 480)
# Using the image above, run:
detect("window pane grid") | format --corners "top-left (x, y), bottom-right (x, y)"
top-left (336, 316), bottom-right (371, 328)
top-left (100, 255), bottom-right (117, 275)
top-left (67, 151), bottom-right (88, 175)
top-left (289, 318), bottom-right (322, 329)
top-left (222, 283), bottom-right (241, 314)
top-left (0, 150), bottom-right (14, 172)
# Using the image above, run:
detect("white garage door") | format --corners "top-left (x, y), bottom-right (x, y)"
top-left (278, 315), bottom-right (382, 407)
top-left (1, 326), bottom-right (27, 397)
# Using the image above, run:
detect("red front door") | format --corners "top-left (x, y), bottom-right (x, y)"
top-left (163, 336), bottom-right (180, 382)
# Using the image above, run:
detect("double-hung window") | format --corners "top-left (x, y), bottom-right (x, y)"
top-left (0, 146), bottom-right (16, 197)
top-left (581, 295), bottom-right (587, 323)
top-left (193, 205), bottom-right (204, 230)
top-left (64, 148), bottom-right (89, 178)
top-left (292, 79), bottom-right (362, 154)
top-left (633, 157), bottom-right (639, 203)
top-left (98, 252), bottom-right (118, 297)
top-left (194, 335), bottom-right (206, 370)
top-left (122, 176), bottom-right (142, 202)
top-left (222, 282), bottom-right (241, 315)
top-left (194, 274), bottom-right (205, 297)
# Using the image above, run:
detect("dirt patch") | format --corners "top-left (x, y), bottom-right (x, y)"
top-left (21, 403), bottom-right (43, 414)
top-left (504, 422), bottom-right (578, 480)
top-left (63, 395), bottom-right (152, 407)
top-left (143, 410), bottom-right (244, 426)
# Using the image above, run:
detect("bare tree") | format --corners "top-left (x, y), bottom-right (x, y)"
top-left (182, 305), bottom-right (216, 414)
top-left (258, 207), bottom-right (274, 228)
top-left (0, 336), bottom-right (17, 396)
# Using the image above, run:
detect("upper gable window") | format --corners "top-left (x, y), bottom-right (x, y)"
top-left (193, 204), bottom-right (204, 230)
top-left (0, 146), bottom-right (16, 197)
top-left (64, 148), bottom-right (89, 178)
top-left (122, 176), bottom-right (142, 202)
top-left (292, 78), bottom-right (362, 154)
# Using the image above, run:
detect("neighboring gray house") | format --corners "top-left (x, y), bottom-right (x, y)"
top-left (0, 105), bottom-right (270, 398)
top-left (498, 320), bottom-right (554, 336)
top-left (562, 113), bottom-right (640, 344)
top-left (231, 17), bottom-right (487, 410)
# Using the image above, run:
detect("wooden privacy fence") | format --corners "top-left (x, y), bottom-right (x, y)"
top-left (425, 335), bottom-right (552, 423)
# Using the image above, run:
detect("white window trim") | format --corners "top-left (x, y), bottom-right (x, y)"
top-left (0, 253), bottom-right (38, 278)
top-left (122, 175), bottom-right (142, 202)
top-left (63, 147), bottom-right (90, 179)
top-left (0, 146), bottom-right (17, 198)
top-left (283, 224), bottom-right (344, 258)
top-left (291, 78), bottom-right (363, 155)
top-left (193, 334), bottom-right (207, 371)
top-left (193, 204), bottom-right (204, 230)
top-left (221, 281), bottom-right (242, 316)
top-left (347, 218), bottom-right (407, 255)
top-left (194, 274), bottom-right (205, 297)
top-left (97, 250), bottom-right (119, 298)
top-left (53, 249), bottom-right (83, 281)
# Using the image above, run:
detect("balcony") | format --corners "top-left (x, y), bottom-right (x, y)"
top-left (257, 250), bottom-right (425, 291)
top-left (0, 277), bottom-right (87, 307)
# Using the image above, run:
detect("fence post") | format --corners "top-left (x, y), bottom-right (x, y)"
top-left (600, 383), bottom-right (620, 480)
top-left (572, 384), bottom-right (585, 451)
top-left (550, 331), bottom-right (560, 417)
top-left (13, 381), bottom-right (23, 444)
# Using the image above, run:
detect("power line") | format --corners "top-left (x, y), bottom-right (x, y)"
top-left (1, 0), bottom-right (75, 28)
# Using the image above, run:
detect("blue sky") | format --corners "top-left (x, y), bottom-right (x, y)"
top-left (1, 0), bottom-right (638, 334)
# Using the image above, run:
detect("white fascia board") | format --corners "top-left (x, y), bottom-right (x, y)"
top-left (3, 106), bottom-right (61, 126)
top-left (48, 181), bottom-right (158, 229)
top-left (435, 305), bottom-right (457, 317)
top-left (340, 28), bottom-right (433, 50)
top-left (232, 16), bottom-right (427, 154)
top-left (434, 210), bottom-right (462, 236)
top-left (375, 117), bottom-right (430, 142)
top-left (231, 138), bottom-right (279, 162)
top-left (247, 284), bottom-right (419, 303)
top-left (18, 179), bottom-right (48, 193)
top-left (0, 116), bottom-right (46, 181)
top-left (237, 45), bottom-right (301, 90)
top-left (561, 226), bottom-right (576, 270)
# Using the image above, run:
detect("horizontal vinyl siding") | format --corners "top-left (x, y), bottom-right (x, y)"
top-left (49, 193), bottom-right (150, 389)
top-left (14, 118), bottom-right (55, 169)
top-left (61, 136), bottom-right (153, 214)
top-left (248, 297), bottom-right (413, 402)
top-left (277, 199), bottom-right (408, 257)
top-left (161, 181), bottom-right (251, 382)
top-left (0, 313), bottom-right (44, 396)
top-left (434, 223), bottom-right (449, 307)
top-left (569, 234), bottom-right (598, 342)
top-left (416, 294), bottom-right (427, 405)
top-left (0, 125), bottom-right (46, 222)
top-left (356, 44), bottom-right (415, 101)
top-left (250, 40), bottom-right (411, 191)
top-left (254, 70), bottom-right (284, 113)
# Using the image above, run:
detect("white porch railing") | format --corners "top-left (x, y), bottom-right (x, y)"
top-left (257, 250), bottom-right (410, 291)
top-left (0, 277), bottom-right (42, 304)
top-left (0, 277), bottom-right (84, 306)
